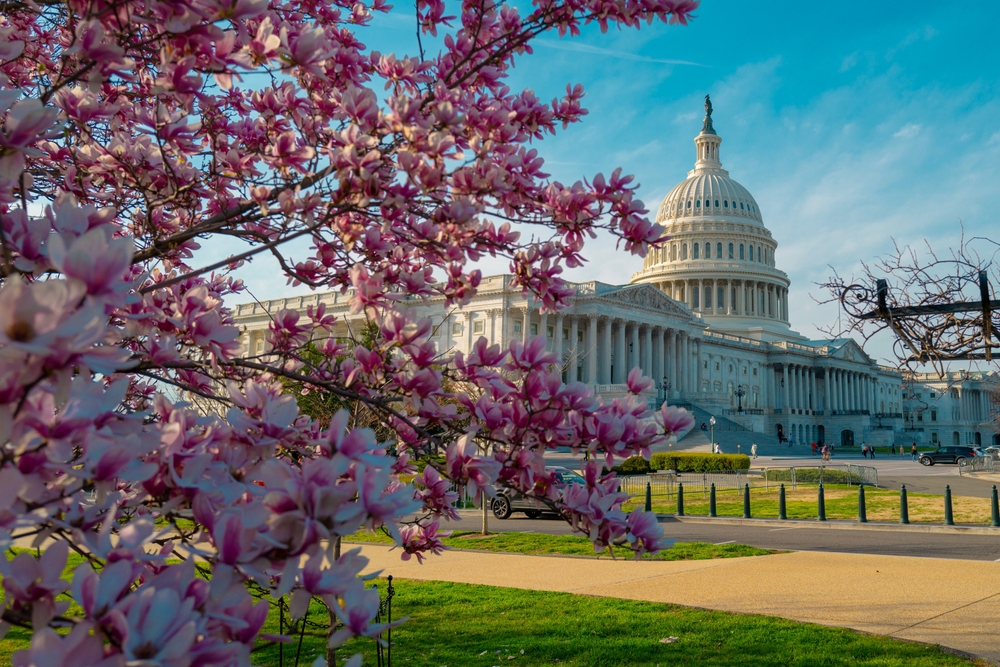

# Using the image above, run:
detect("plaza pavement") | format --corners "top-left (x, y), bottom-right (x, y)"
top-left (357, 543), bottom-right (1000, 665)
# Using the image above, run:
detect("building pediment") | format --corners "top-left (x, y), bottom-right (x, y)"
top-left (590, 284), bottom-right (693, 320)
top-left (830, 339), bottom-right (873, 365)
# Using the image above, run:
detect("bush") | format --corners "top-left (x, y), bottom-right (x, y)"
top-left (612, 456), bottom-right (653, 475)
top-left (650, 452), bottom-right (751, 472)
top-left (763, 468), bottom-right (863, 485)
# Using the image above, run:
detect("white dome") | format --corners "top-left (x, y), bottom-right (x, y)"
top-left (656, 171), bottom-right (763, 224)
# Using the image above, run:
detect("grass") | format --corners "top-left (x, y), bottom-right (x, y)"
top-left (344, 529), bottom-right (774, 560)
top-left (250, 578), bottom-right (986, 667)
top-left (623, 484), bottom-right (996, 524)
top-left (3, 544), bottom-right (987, 667)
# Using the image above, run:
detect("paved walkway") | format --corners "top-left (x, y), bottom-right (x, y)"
top-left (357, 544), bottom-right (1000, 664)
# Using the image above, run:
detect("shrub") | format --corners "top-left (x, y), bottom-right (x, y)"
top-left (650, 453), bottom-right (751, 472)
top-left (612, 456), bottom-right (653, 475)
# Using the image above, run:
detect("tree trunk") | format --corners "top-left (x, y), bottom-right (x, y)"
top-left (481, 495), bottom-right (489, 535)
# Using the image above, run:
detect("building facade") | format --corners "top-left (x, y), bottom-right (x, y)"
top-left (232, 108), bottom-right (997, 449)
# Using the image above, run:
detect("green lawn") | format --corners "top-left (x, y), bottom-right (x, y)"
top-left (624, 484), bottom-right (996, 524)
top-left (252, 578), bottom-right (985, 667)
top-left (345, 529), bottom-right (774, 560)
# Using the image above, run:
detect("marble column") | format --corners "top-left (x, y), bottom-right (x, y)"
top-left (653, 327), bottom-right (664, 387)
top-left (554, 314), bottom-right (564, 369)
top-left (568, 316), bottom-right (579, 382)
top-left (643, 325), bottom-right (652, 377)
top-left (587, 315), bottom-right (598, 384)
top-left (677, 332), bottom-right (687, 393)
top-left (823, 371), bottom-right (830, 413)
top-left (667, 329), bottom-right (678, 396)
top-left (782, 365), bottom-right (790, 413)
top-left (602, 317), bottom-right (613, 384)
top-left (522, 305), bottom-right (531, 345)
top-left (615, 319), bottom-right (627, 384)
top-left (539, 311), bottom-right (549, 350)
top-left (695, 339), bottom-right (703, 393)
top-left (628, 322), bottom-right (639, 375)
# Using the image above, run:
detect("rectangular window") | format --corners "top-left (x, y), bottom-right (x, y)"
top-left (753, 368), bottom-right (758, 376)
top-left (513, 321), bottom-right (522, 334)
top-left (562, 328), bottom-right (569, 340)
top-left (473, 320), bottom-right (484, 334)
top-left (577, 331), bottom-right (584, 342)
top-left (931, 432), bottom-right (939, 444)
top-left (931, 410), bottom-right (937, 421)
top-left (917, 413), bottom-right (923, 422)
top-left (452, 322), bottom-right (463, 334)
top-left (530, 323), bottom-right (538, 335)
top-left (546, 326), bottom-right (554, 338)
top-left (930, 392), bottom-right (936, 398)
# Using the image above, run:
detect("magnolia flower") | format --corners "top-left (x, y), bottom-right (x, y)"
top-left (660, 404), bottom-right (695, 437)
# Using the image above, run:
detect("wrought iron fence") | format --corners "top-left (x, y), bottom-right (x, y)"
top-left (374, 576), bottom-right (395, 667)
top-left (959, 456), bottom-right (995, 475)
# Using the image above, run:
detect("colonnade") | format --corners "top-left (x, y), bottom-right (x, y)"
top-left (653, 278), bottom-right (788, 322)
top-left (514, 306), bottom-right (698, 395)
top-left (823, 367), bottom-right (878, 415)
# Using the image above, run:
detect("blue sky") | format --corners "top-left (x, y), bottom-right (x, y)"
top-left (231, 0), bottom-right (1000, 364)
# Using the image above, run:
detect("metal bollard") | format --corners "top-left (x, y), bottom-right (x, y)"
top-left (944, 485), bottom-right (954, 526)
top-left (818, 483), bottom-right (826, 521)
top-left (900, 484), bottom-right (909, 524)
top-left (992, 485), bottom-right (1000, 527)
top-left (709, 483), bottom-right (717, 517)
top-left (858, 485), bottom-right (867, 523)
top-left (778, 484), bottom-right (787, 520)
top-left (743, 483), bottom-right (751, 519)
top-left (645, 481), bottom-right (652, 513)
top-left (677, 482), bottom-right (684, 517)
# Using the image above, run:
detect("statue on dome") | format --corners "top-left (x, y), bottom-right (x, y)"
top-left (702, 94), bottom-right (716, 134)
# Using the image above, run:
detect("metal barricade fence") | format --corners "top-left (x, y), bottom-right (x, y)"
top-left (959, 456), bottom-right (995, 476)
top-left (758, 464), bottom-right (878, 490)
top-left (617, 473), bottom-right (675, 500)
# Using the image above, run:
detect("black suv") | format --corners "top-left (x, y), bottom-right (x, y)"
top-left (491, 466), bottom-right (585, 519)
top-left (918, 446), bottom-right (985, 466)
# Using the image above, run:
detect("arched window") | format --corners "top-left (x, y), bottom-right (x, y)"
top-left (681, 243), bottom-right (688, 260)
top-left (704, 242), bottom-right (711, 258)
top-left (717, 287), bottom-right (724, 309)
top-left (717, 242), bottom-right (723, 258)
top-left (727, 382), bottom-right (735, 406)
top-left (740, 202), bottom-right (744, 209)
top-left (723, 200), bottom-right (729, 208)
top-left (687, 201), bottom-right (692, 209)
top-left (749, 246), bottom-right (754, 262)
top-left (705, 288), bottom-right (712, 309)
top-left (728, 243), bottom-right (734, 259)
top-left (693, 287), bottom-right (699, 308)
top-left (714, 199), bottom-right (719, 207)
top-left (705, 200), bottom-right (710, 208)
top-left (693, 243), bottom-right (699, 259)
top-left (739, 244), bottom-right (745, 260)
top-left (695, 200), bottom-right (701, 208)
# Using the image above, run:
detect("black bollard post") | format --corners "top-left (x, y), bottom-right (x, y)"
top-left (944, 485), bottom-right (954, 526)
top-left (778, 484), bottom-right (787, 520)
top-left (900, 484), bottom-right (909, 524)
top-left (677, 482), bottom-right (684, 517)
top-left (818, 483), bottom-right (826, 521)
top-left (743, 483), bottom-right (751, 519)
top-left (645, 481), bottom-right (652, 513)
top-left (858, 485), bottom-right (867, 523)
top-left (709, 483), bottom-right (717, 517)
top-left (992, 485), bottom-right (1000, 527)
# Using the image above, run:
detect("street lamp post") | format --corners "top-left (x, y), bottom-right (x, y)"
top-left (657, 377), bottom-right (670, 406)
top-left (735, 385), bottom-right (747, 414)
top-left (709, 416), bottom-right (716, 452)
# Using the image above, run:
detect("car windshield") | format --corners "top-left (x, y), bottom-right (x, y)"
top-left (553, 471), bottom-right (585, 485)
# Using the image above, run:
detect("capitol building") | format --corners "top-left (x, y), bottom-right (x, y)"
top-left (233, 105), bottom-right (998, 450)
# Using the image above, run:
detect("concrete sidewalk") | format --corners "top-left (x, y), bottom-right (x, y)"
top-left (357, 544), bottom-right (1000, 664)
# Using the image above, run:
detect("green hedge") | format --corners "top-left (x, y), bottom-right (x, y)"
top-left (610, 456), bottom-right (653, 475)
top-left (650, 452), bottom-right (751, 472)
top-left (762, 468), bottom-right (864, 485)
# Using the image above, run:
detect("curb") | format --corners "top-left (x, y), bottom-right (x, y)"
top-left (663, 515), bottom-right (1000, 535)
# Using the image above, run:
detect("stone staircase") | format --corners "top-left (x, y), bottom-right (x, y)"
top-left (662, 400), bottom-right (814, 458)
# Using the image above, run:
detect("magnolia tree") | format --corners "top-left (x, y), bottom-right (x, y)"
top-left (0, 0), bottom-right (698, 663)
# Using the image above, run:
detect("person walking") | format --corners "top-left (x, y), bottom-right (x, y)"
top-left (911, 442), bottom-right (919, 461)
top-left (870, 445), bottom-right (875, 459)
top-left (891, 443), bottom-right (896, 455)
top-left (751, 442), bottom-right (758, 459)
top-left (811, 441), bottom-right (817, 456)
top-left (899, 443), bottom-right (905, 459)
top-left (822, 444), bottom-right (830, 461)
top-left (861, 444), bottom-right (868, 459)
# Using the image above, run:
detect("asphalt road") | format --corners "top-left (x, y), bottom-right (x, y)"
top-left (454, 512), bottom-right (1000, 561)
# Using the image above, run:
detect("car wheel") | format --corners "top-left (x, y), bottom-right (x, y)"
top-left (956, 457), bottom-right (966, 466)
top-left (525, 510), bottom-right (541, 519)
top-left (920, 457), bottom-right (933, 466)
top-left (492, 495), bottom-right (512, 520)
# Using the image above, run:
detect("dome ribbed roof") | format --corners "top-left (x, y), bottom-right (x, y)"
top-left (656, 172), bottom-right (763, 224)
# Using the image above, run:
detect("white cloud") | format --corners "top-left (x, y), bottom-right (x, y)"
top-left (534, 39), bottom-right (707, 67)
top-left (893, 123), bottom-right (922, 138)
top-left (839, 51), bottom-right (859, 73)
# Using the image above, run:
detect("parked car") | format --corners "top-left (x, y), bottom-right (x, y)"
top-left (491, 466), bottom-right (586, 519)
top-left (982, 446), bottom-right (1000, 461)
top-left (918, 446), bottom-right (985, 466)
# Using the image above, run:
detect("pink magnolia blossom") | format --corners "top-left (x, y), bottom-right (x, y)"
top-left (661, 404), bottom-right (696, 437)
